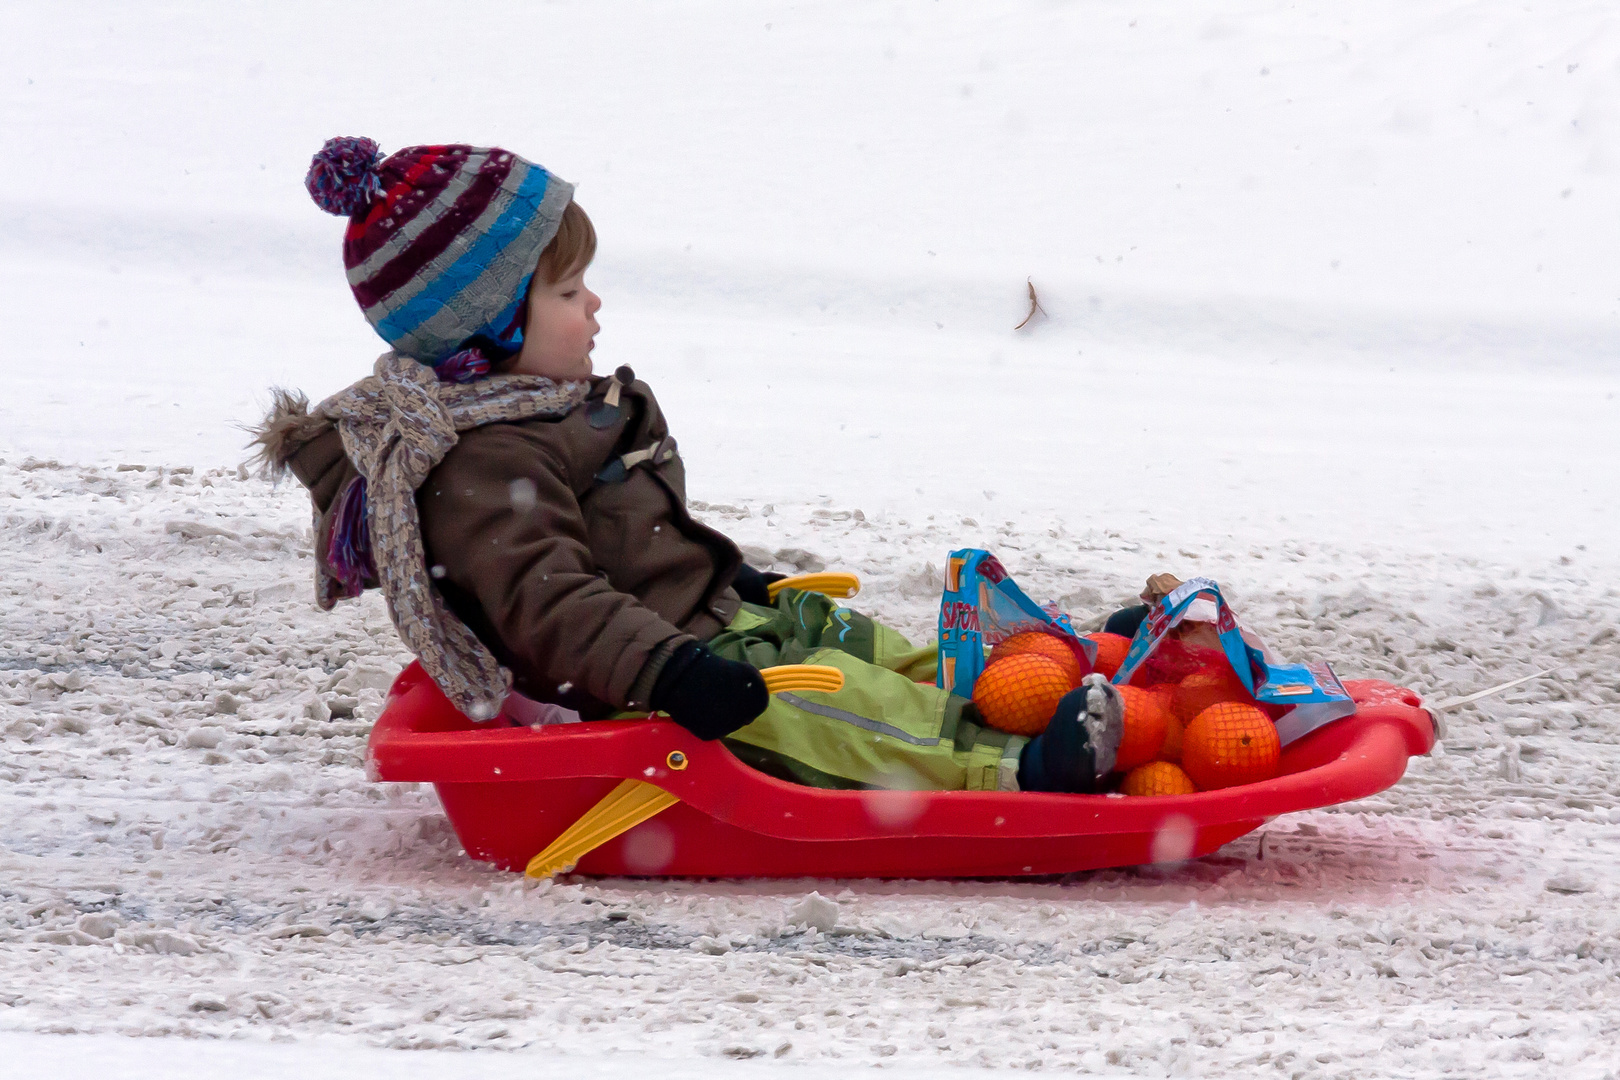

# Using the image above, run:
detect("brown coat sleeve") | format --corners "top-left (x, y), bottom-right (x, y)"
top-left (418, 427), bottom-right (691, 708)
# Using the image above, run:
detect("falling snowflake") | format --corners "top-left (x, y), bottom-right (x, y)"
top-left (509, 477), bottom-right (538, 513)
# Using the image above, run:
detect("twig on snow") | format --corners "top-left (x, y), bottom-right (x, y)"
top-left (1014, 278), bottom-right (1046, 331)
top-left (1428, 668), bottom-right (1555, 712)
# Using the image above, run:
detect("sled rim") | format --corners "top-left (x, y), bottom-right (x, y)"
top-left (368, 663), bottom-right (1434, 845)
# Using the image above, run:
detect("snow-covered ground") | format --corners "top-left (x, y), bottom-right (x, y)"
top-left (3, 1), bottom-right (1620, 1076)
top-left (4, 466), bottom-right (1618, 1076)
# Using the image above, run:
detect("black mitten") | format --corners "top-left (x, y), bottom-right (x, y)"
top-left (650, 641), bottom-right (768, 741)
top-left (730, 563), bottom-right (787, 607)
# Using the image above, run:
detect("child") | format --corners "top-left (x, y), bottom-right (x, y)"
top-left (257, 137), bottom-right (1122, 795)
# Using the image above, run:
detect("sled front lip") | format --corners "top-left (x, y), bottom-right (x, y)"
top-left (367, 664), bottom-right (1435, 846)
top-left (1422, 707), bottom-right (1446, 742)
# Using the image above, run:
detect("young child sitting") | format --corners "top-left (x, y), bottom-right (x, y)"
top-left (256, 137), bottom-right (1123, 795)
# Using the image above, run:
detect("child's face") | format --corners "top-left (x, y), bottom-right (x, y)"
top-left (509, 268), bottom-right (600, 380)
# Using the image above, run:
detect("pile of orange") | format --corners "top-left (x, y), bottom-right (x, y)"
top-left (1116, 662), bottom-right (1282, 796)
top-left (971, 635), bottom-right (1285, 795)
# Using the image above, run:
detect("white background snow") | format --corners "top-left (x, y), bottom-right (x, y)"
top-left (2, 1), bottom-right (1618, 1076)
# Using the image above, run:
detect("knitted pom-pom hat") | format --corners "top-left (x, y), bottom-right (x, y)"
top-left (305, 137), bottom-right (574, 365)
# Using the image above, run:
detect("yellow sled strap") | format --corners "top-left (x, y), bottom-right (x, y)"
top-left (522, 667), bottom-right (844, 878)
top-left (766, 571), bottom-right (860, 602)
top-left (526, 779), bottom-right (678, 879)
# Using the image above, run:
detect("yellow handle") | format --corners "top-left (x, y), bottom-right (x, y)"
top-left (525, 779), bottom-right (679, 879)
top-left (523, 667), bottom-right (849, 877)
top-left (766, 571), bottom-right (860, 602)
top-left (760, 664), bottom-right (846, 694)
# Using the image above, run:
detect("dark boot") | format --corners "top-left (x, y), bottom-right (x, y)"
top-left (1017, 675), bottom-right (1125, 793)
top-left (1103, 604), bottom-right (1149, 639)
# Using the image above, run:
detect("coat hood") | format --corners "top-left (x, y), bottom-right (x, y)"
top-left (249, 388), bottom-right (339, 484)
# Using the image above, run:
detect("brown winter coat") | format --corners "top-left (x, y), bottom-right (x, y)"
top-left (271, 374), bottom-right (743, 717)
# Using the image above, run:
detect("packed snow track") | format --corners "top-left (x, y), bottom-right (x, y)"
top-left (2, 462), bottom-right (1618, 1076)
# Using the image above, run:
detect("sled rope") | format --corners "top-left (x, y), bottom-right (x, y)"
top-left (1428, 668), bottom-right (1554, 713)
top-left (524, 665), bottom-right (846, 878)
top-left (767, 571), bottom-right (860, 603)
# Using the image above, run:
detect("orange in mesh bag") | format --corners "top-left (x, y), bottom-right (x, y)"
top-left (988, 631), bottom-right (1085, 686)
top-left (1181, 702), bottom-right (1281, 789)
top-left (1120, 760), bottom-right (1198, 797)
top-left (972, 654), bottom-right (1073, 736)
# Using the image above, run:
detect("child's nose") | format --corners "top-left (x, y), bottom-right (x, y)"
top-left (586, 290), bottom-right (602, 315)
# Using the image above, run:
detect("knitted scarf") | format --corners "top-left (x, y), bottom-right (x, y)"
top-left (314, 352), bottom-right (590, 719)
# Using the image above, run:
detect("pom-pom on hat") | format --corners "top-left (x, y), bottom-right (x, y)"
top-left (304, 136), bottom-right (574, 365)
top-left (305, 136), bottom-right (385, 216)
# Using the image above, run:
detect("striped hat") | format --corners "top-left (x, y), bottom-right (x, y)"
top-left (305, 136), bottom-right (574, 365)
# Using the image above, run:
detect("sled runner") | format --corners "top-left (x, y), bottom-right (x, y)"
top-left (365, 662), bottom-right (1436, 879)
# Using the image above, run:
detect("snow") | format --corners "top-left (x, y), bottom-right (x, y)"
top-left (2, 0), bottom-right (1619, 1076)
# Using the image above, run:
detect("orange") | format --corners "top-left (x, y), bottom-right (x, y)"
top-left (1171, 666), bottom-right (1252, 723)
top-left (1147, 684), bottom-right (1181, 762)
top-left (988, 631), bottom-right (1084, 687)
top-left (1147, 683), bottom-right (1176, 714)
top-left (1181, 702), bottom-right (1280, 790)
top-left (1137, 637), bottom-right (1216, 687)
top-left (972, 654), bottom-right (1073, 736)
top-left (1115, 684), bottom-right (1172, 772)
top-left (1120, 761), bottom-right (1198, 797)
top-left (1157, 714), bottom-right (1184, 763)
top-left (1084, 632), bottom-right (1131, 679)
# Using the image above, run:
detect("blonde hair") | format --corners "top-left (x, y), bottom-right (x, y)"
top-left (533, 201), bottom-right (596, 285)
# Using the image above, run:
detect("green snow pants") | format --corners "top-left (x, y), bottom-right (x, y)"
top-left (705, 589), bottom-right (1027, 792)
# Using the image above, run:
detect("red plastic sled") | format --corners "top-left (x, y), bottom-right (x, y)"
top-left (366, 662), bottom-right (1435, 879)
